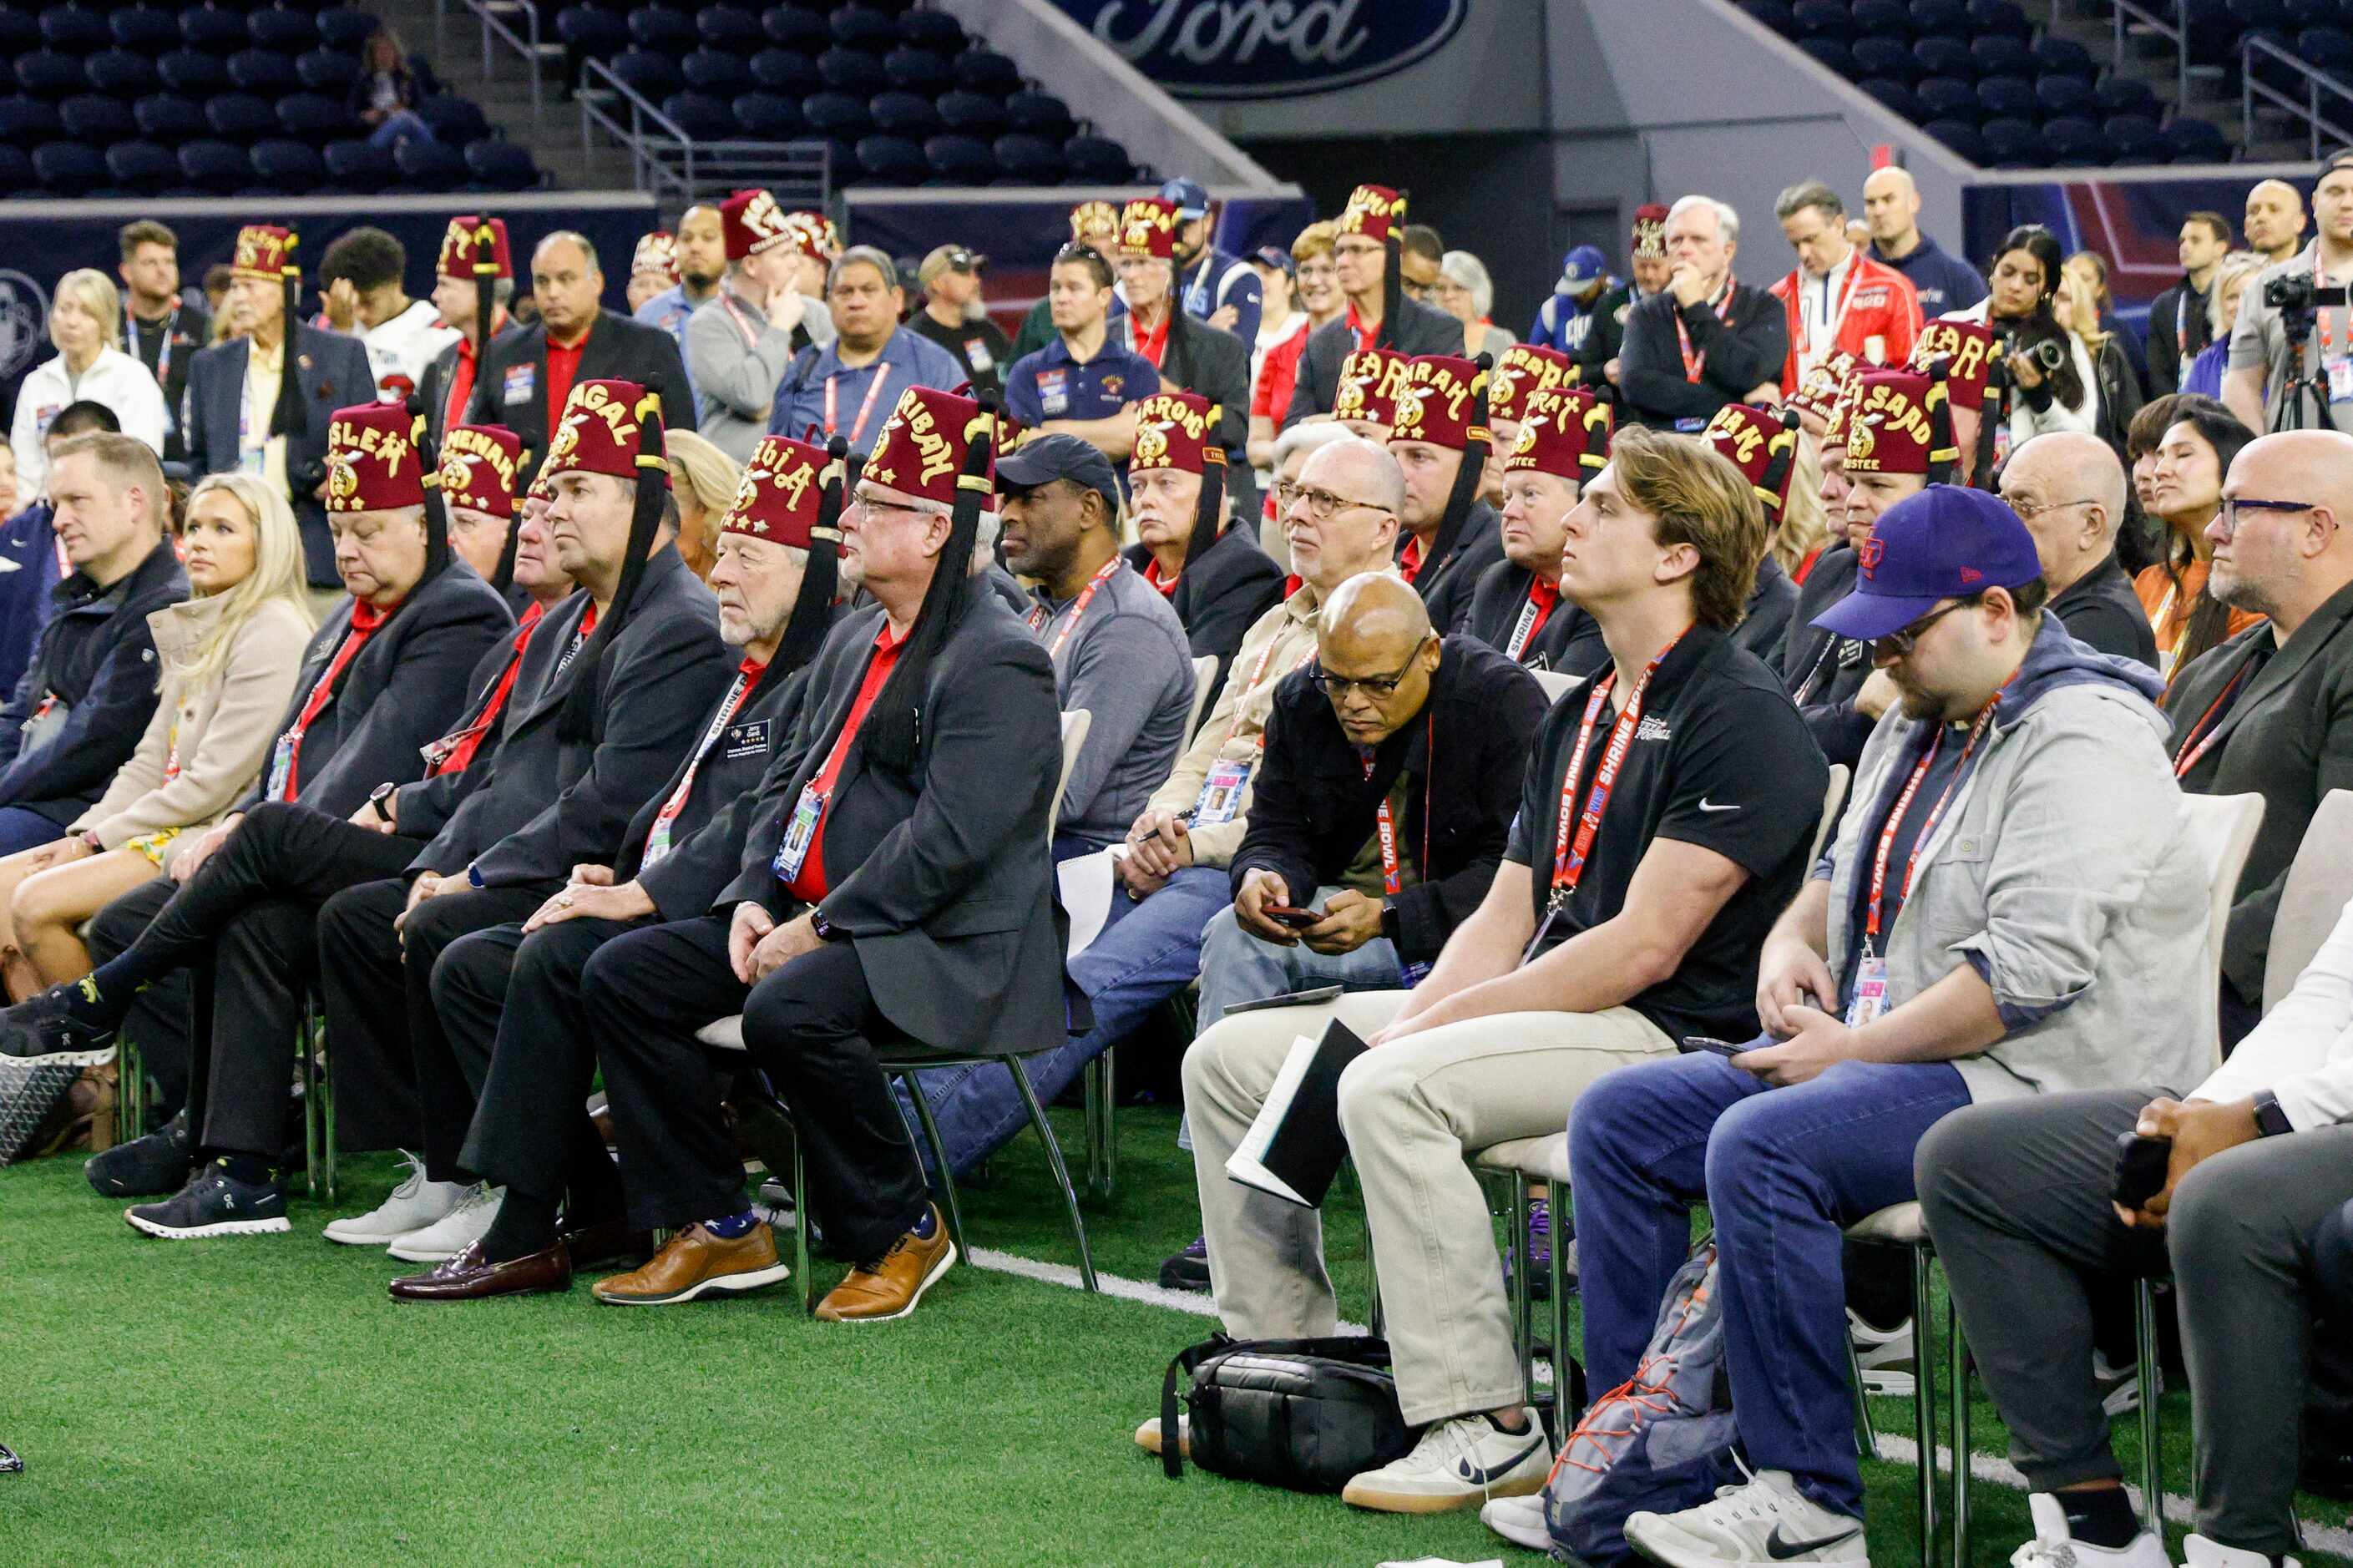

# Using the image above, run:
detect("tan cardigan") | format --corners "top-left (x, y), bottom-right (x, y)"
top-left (73, 594), bottom-right (313, 873)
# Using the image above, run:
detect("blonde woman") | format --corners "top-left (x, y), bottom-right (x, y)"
top-left (1778, 431), bottom-right (1834, 582)
top-left (0, 473), bottom-right (314, 1000)
top-left (2057, 260), bottom-right (2144, 444)
top-left (9, 270), bottom-right (168, 497)
top-left (662, 427), bottom-right (741, 583)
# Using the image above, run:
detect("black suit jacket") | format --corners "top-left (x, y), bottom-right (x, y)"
top-left (184, 324), bottom-right (377, 587)
top-left (723, 584), bottom-right (1066, 1053)
top-left (1619, 284), bottom-right (1789, 430)
top-left (1405, 499), bottom-right (1507, 636)
top-left (1155, 312), bottom-right (1257, 518)
top-left (1732, 554), bottom-right (1800, 670)
top-left (235, 559), bottom-right (513, 820)
top-left (385, 602), bottom-right (558, 837)
top-left (1286, 295), bottom-right (1462, 425)
top-left (2168, 576), bottom-right (2353, 1004)
top-left (1778, 544), bottom-right (1874, 766)
top-left (412, 547), bottom-right (734, 885)
top-left (2052, 553), bottom-right (2159, 668)
top-left (1122, 524), bottom-right (1285, 702)
top-left (1465, 558), bottom-right (1607, 676)
top-left (416, 319), bottom-right (526, 448)
top-left (464, 310), bottom-right (696, 487)
top-left (1232, 634), bottom-right (1547, 963)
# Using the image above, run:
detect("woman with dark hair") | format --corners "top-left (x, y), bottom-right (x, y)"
top-left (1944, 225), bottom-right (2099, 447)
top-left (2133, 393), bottom-right (2266, 693)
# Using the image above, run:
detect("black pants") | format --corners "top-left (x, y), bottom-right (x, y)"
top-left (87, 802), bottom-right (424, 1155)
top-left (445, 912), bottom-right (648, 1206)
top-left (315, 875), bottom-right (553, 1184)
top-left (590, 919), bottom-right (927, 1262)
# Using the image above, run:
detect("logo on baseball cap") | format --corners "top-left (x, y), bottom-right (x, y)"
top-left (1159, 177), bottom-right (1211, 220)
top-left (1810, 486), bottom-right (2044, 644)
top-left (1559, 245), bottom-right (1608, 292)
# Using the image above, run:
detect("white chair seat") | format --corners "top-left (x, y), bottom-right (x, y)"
top-left (1844, 1201), bottom-right (1927, 1246)
top-left (1472, 1134), bottom-right (1569, 1186)
top-left (697, 1015), bottom-right (746, 1050)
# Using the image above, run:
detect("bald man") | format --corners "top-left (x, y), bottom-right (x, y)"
top-left (2166, 428), bottom-right (2353, 1038)
top-left (1863, 165), bottom-right (1987, 316)
top-left (1999, 432), bottom-right (2158, 665)
top-left (2227, 164), bottom-right (2350, 437)
top-left (2244, 177), bottom-right (2308, 266)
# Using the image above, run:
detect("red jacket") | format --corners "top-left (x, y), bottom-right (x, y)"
top-left (1769, 252), bottom-right (1922, 393)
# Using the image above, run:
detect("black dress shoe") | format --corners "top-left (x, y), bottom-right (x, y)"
top-left (86, 1110), bottom-right (193, 1197)
top-left (388, 1240), bottom-right (573, 1302)
top-left (559, 1214), bottom-right (653, 1271)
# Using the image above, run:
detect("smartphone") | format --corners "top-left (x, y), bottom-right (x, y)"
top-left (1221, 984), bottom-right (1344, 1017)
top-left (1682, 1035), bottom-right (1753, 1057)
top-left (2111, 1132), bottom-right (2173, 1211)
top-left (1262, 905), bottom-right (1321, 930)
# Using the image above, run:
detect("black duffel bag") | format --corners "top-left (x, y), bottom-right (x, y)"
top-left (1158, 1333), bottom-right (1417, 1493)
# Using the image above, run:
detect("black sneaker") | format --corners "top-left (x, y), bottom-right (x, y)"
top-left (1158, 1234), bottom-right (1211, 1292)
top-left (124, 1160), bottom-right (290, 1239)
top-left (0, 982), bottom-right (116, 1068)
top-left (86, 1110), bottom-right (195, 1197)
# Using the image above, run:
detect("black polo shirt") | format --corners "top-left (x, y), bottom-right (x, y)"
top-left (1504, 624), bottom-right (1829, 1043)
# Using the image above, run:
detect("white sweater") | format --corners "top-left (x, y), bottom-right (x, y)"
top-left (1940, 299), bottom-right (2099, 444)
top-left (2197, 894), bottom-right (2353, 1129)
top-left (11, 346), bottom-right (169, 496)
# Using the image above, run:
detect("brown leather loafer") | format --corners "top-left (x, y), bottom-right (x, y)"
top-left (388, 1240), bottom-right (572, 1302)
top-left (814, 1206), bottom-right (957, 1323)
top-left (559, 1214), bottom-right (653, 1271)
top-left (590, 1220), bottom-right (788, 1305)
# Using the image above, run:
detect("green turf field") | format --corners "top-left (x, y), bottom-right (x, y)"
top-left (5, 1103), bottom-right (2348, 1566)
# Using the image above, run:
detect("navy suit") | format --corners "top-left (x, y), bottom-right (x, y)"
top-left (183, 324), bottom-right (376, 588)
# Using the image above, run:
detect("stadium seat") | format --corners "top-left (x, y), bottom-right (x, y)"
top-left (1852, 0), bottom-right (1910, 34)
top-left (699, 3), bottom-right (762, 49)
top-left (2167, 116), bottom-right (2232, 159)
top-left (0, 144), bottom-right (33, 191)
top-left (1739, 0), bottom-right (1801, 33)
top-left (1967, 0), bottom-right (2032, 35)
top-left (1853, 36), bottom-right (1917, 80)
top-left (250, 137), bottom-right (325, 191)
top-left (935, 89), bottom-right (1006, 134)
top-left (316, 6), bottom-right (377, 52)
top-left (33, 139), bottom-right (108, 194)
top-left (392, 135), bottom-right (466, 188)
top-left (883, 44), bottom-right (953, 93)
top-left (86, 48), bottom-right (161, 97)
top-left (733, 91), bottom-right (802, 138)
top-left (898, 9), bottom-right (964, 51)
top-left (59, 94), bottom-right (137, 144)
top-left (2105, 112), bottom-right (2168, 162)
top-left (156, 48), bottom-right (231, 97)
top-left (629, 7), bottom-right (697, 55)
top-left (1790, 0), bottom-right (1848, 33)
top-left (0, 95), bottom-right (59, 142)
top-left (463, 138), bottom-right (539, 190)
top-left (177, 138), bottom-right (250, 194)
top-left (1917, 74), bottom-right (1979, 118)
top-left (1064, 134), bottom-right (1133, 182)
top-left (954, 48), bottom-right (1023, 95)
top-left (248, 6), bottom-right (318, 52)
top-left (682, 48), bottom-right (755, 95)
top-left (1861, 78), bottom-right (1927, 119)
top-left (1978, 74), bottom-right (2037, 119)
top-left (2041, 116), bottom-right (2105, 162)
top-left (607, 48), bottom-right (684, 100)
top-left (277, 92), bottom-right (352, 142)
top-left (2301, 23), bottom-right (2353, 68)
top-left (1910, 0), bottom-right (1967, 32)
top-left (819, 46), bottom-right (888, 94)
top-left (2037, 74), bottom-right (2097, 119)
top-left (1981, 116), bottom-right (2041, 163)
top-left (39, 3), bottom-right (110, 53)
top-left (856, 132), bottom-right (927, 184)
top-left (106, 140), bottom-right (179, 194)
top-left (994, 131), bottom-right (1064, 182)
top-left (1923, 117), bottom-right (1988, 161)
top-left (417, 93), bottom-right (489, 144)
top-left (134, 92), bottom-right (205, 141)
top-left (205, 92), bottom-right (277, 142)
top-left (321, 138), bottom-right (394, 190)
top-left (659, 90), bottom-right (734, 139)
top-left (802, 90), bottom-right (873, 137)
top-left (1005, 89), bottom-right (1075, 138)
top-left (557, 4), bottom-right (630, 58)
top-left (870, 90), bottom-right (943, 136)
top-left (831, 4), bottom-right (898, 51)
top-left (762, 3), bottom-right (827, 51)
top-left (2032, 36), bottom-right (2096, 75)
top-left (1800, 36), bottom-right (1857, 74)
top-left (2096, 77), bottom-right (2162, 117)
top-left (296, 48), bottom-right (359, 94)
top-left (227, 48), bottom-right (301, 95)
top-left (180, 6), bottom-right (250, 53)
top-left (749, 48), bottom-right (820, 95)
top-left (1970, 34), bottom-right (2033, 77)
top-left (924, 131), bottom-right (994, 183)
top-left (16, 49), bottom-right (87, 99)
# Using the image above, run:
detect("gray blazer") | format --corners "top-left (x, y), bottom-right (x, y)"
top-left (686, 283), bottom-right (798, 465)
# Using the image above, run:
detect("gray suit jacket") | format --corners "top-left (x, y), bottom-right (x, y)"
top-left (184, 324), bottom-right (377, 587)
top-left (2167, 576), bottom-right (2353, 1005)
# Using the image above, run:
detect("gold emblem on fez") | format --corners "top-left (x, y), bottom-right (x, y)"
top-left (544, 417), bottom-right (582, 471)
top-left (1134, 422), bottom-right (1169, 466)
top-left (438, 452), bottom-right (470, 493)
top-left (326, 453), bottom-right (359, 503)
top-left (1846, 417), bottom-right (1876, 463)
top-left (1391, 392), bottom-right (1424, 434)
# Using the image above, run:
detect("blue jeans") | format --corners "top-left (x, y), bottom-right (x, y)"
top-left (1194, 885), bottom-right (1408, 1026)
top-left (1570, 1051), bottom-right (1972, 1519)
top-left (907, 865), bottom-right (1231, 1180)
top-left (366, 109), bottom-right (434, 150)
top-left (0, 805), bottom-right (63, 857)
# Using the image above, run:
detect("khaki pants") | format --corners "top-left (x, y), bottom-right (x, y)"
top-left (1182, 989), bottom-right (1673, 1424)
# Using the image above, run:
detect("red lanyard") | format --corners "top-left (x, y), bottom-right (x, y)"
top-left (425, 604), bottom-right (543, 777)
top-left (1550, 629), bottom-right (1687, 899)
top-left (1362, 714), bottom-right (1434, 898)
top-left (1793, 256), bottom-right (1863, 362)
top-left (717, 291), bottom-right (767, 350)
top-left (1029, 556), bottom-right (1123, 660)
top-left (2171, 656), bottom-right (2257, 777)
top-left (1219, 632), bottom-right (1319, 756)
top-left (650, 658), bottom-right (766, 840)
top-left (1131, 308), bottom-right (1171, 368)
top-left (824, 364), bottom-right (891, 446)
top-left (1674, 283), bottom-right (1734, 381)
top-left (1346, 301), bottom-right (1373, 352)
top-left (1864, 694), bottom-right (2002, 942)
top-left (1507, 578), bottom-right (1557, 660)
top-left (2318, 246), bottom-right (2341, 363)
top-left (280, 602), bottom-right (387, 800)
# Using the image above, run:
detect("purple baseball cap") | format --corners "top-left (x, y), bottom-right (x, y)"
top-left (1810, 485), bottom-right (2044, 643)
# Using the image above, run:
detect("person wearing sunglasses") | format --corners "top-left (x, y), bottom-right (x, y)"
top-left (1575, 483), bottom-right (2209, 1568)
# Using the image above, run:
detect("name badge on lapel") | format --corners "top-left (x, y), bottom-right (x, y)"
top-left (724, 719), bottom-right (770, 761)
top-left (503, 363), bottom-right (535, 406)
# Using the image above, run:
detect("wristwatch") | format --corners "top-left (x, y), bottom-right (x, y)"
top-left (810, 908), bottom-right (843, 942)
top-left (2251, 1089), bottom-right (2294, 1138)
top-left (1379, 900), bottom-right (1402, 948)
top-left (367, 781), bottom-right (398, 822)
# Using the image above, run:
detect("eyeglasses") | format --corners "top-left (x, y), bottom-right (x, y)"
top-left (1310, 635), bottom-right (1432, 700)
top-left (1874, 596), bottom-right (1976, 656)
top-left (2003, 494), bottom-right (2097, 523)
top-left (2217, 496), bottom-right (2318, 533)
top-left (1280, 482), bottom-right (1394, 524)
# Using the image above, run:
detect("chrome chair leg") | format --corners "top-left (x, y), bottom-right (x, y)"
top-left (792, 1133), bottom-right (813, 1315)
top-left (900, 1073), bottom-right (967, 1259)
top-left (1912, 1242), bottom-right (1941, 1568)
top-left (1010, 1055), bottom-right (1097, 1291)
top-left (2135, 1277), bottom-right (2163, 1538)
top-left (1950, 1287), bottom-right (1971, 1568)
top-left (1848, 1333), bottom-right (1880, 1460)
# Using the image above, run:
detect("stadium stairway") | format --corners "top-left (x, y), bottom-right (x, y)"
top-left (376, 0), bottom-right (635, 188)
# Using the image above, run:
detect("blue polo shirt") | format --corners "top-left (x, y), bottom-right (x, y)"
top-left (1003, 335), bottom-right (1160, 430)
top-left (768, 325), bottom-right (964, 449)
top-left (633, 286), bottom-right (704, 422)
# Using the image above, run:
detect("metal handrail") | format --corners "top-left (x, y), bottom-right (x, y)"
top-left (2243, 33), bottom-right (2353, 160)
top-left (2113, 0), bottom-right (2191, 111)
top-left (574, 57), bottom-right (829, 210)
top-left (434, 0), bottom-right (545, 128)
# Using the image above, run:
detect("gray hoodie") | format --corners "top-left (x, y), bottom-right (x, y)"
top-left (1820, 616), bottom-right (2216, 1102)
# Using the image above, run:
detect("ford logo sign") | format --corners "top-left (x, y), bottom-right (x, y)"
top-left (1057, 0), bottom-right (1467, 100)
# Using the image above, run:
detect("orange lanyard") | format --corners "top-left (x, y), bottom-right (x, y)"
top-left (1865, 693), bottom-right (2001, 943)
top-left (1028, 556), bottom-right (1123, 660)
top-left (2171, 656), bottom-right (2257, 777)
top-left (1549, 630), bottom-right (1687, 902)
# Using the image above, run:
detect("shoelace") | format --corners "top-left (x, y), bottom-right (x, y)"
top-left (384, 1151), bottom-right (426, 1202)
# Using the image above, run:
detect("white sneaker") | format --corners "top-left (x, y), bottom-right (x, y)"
top-left (1481, 1489), bottom-right (1553, 1550)
top-left (1625, 1467), bottom-right (1868, 1568)
top-left (385, 1182), bottom-right (503, 1262)
top-left (1850, 1310), bottom-right (1915, 1398)
top-left (1340, 1407), bottom-right (1551, 1515)
top-left (2185, 1534), bottom-right (2296, 1568)
top-left (320, 1153), bottom-right (467, 1246)
top-left (2092, 1349), bottom-right (2154, 1416)
top-left (2011, 1495), bottom-right (2174, 1568)
top-left (1133, 1414), bottom-right (1189, 1458)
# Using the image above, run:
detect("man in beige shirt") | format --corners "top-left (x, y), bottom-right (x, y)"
top-left (903, 432), bottom-right (1403, 1203)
